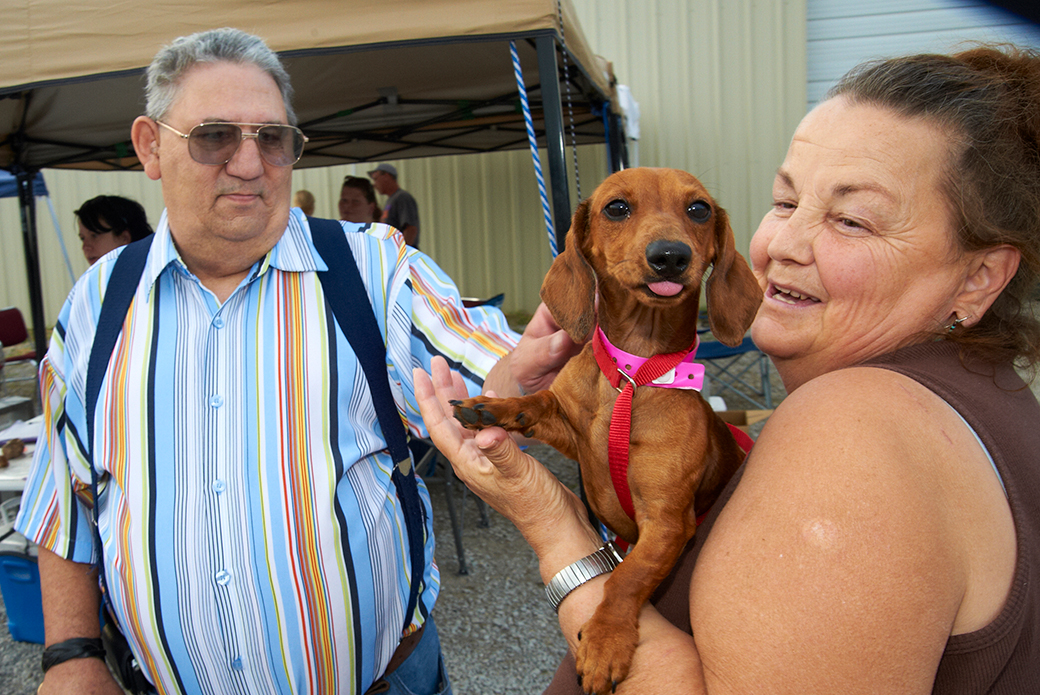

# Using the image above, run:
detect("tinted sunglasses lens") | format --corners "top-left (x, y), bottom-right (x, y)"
top-left (187, 123), bottom-right (243, 164)
top-left (257, 125), bottom-right (305, 166)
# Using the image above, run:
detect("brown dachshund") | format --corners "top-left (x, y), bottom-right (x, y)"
top-left (452, 167), bottom-right (761, 694)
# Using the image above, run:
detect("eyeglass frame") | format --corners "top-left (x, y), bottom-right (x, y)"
top-left (154, 120), bottom-right (309, 167)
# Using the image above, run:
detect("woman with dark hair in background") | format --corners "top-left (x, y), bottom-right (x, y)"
top-left (339, 175), bottom-right (382, 224)
top-left (76, 195), bottom-right (153, 265)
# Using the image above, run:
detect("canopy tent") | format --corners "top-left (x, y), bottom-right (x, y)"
top-left (0, 170), bottom-right (75, 312)
top-left (0, 170), bottom-right (45, 198)
top-left (0, 0), bottom-right (627, 360)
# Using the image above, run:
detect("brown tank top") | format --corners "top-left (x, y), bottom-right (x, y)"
top-left (543, 341), bottom-right (1040, 694)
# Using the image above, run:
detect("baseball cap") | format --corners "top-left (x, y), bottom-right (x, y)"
top-left (368, 162), bottom-right (397, 178)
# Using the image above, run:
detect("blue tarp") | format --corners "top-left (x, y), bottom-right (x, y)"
top-left (0, 171), bottom-right (47, 198)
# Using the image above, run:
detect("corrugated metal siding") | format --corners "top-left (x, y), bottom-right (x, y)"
top-left (573, 0), bottom-right (806, 272)
top-left (0, 0), bottom-right (807, 329)
top-left (808, 0), bottom-right (1040, 107)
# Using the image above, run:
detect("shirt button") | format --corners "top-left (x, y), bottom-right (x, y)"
top-left (231, 657), bottom-right (243, 671)
top-left (215, 570), bottom-right (231, 587)
top-left (212, 479), bottom-right (226, 494)
top-left (213, 316), bottom-right (225, 329)
top-left (209, 394), bottom-right (224, 408)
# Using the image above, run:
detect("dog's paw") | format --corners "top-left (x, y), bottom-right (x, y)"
top-left (450, 396), bottom-right (528, 432)
top-left (574, 612), bottom-right (639, 694)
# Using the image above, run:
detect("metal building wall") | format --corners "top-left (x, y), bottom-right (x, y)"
top-left (0, 0), bottom-right (808, 328)
top-left (573, 0), bottom-right (807, 273)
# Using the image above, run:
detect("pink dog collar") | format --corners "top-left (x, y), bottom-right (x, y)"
top-left (594, 327), bottom-right (705, 391)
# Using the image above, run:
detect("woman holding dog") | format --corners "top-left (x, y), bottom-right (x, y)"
top-left (416, 43), bottom-right (1040, 694)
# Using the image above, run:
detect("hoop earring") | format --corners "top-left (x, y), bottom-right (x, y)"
top-left (947, 315), bottom-right (969, 333)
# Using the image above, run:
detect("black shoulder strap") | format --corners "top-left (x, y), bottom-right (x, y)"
top-left (309, 217), bottom-right (427, 631)
top-left (85, 236), bottom-right (154, 593)
top-left (309, 219), bottom-right (411, 468)
top-left (86, 237), bottom-right (154, 462)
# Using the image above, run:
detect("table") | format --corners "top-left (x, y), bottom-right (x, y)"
top-left (0, 446), bottom-right (33, 493)
top-left (0, 415), bottom-right (41, 493)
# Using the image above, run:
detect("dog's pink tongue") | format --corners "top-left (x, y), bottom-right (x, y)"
top-left (648, 281), bottom-right (683, 297)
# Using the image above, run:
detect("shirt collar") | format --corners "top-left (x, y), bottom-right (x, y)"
top-left (141, 208), bottom-right (328, 293)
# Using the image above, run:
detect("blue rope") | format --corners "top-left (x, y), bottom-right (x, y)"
top-left (510, 40), bottom-right (557, 258)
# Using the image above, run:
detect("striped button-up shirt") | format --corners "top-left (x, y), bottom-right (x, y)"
top-left (16, 209), bottom-right (517, 694)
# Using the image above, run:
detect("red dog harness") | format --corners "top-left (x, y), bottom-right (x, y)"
top-left (592, 327), bottom-right (754, 526)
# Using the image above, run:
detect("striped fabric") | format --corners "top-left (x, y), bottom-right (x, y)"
top-left (16, 209), bottom-right (518, 695)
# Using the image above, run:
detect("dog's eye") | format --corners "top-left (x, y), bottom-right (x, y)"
top-left (687, 201), bottom-right (712, 223)
top-left (603, 199), bottom-right (630, 221)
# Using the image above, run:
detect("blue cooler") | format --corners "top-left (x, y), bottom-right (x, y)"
top-left (0, 550), bottom-right (45, 644)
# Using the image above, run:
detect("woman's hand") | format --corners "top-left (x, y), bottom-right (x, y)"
top-left (510, 303), bottom-right (585, 394)
top-left (415, 357), bottom-right (600, 574)
top-left (417, 357), bottom-right (709, 693)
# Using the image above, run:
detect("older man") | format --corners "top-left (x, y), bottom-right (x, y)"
top-left (368, 163), bottom-right (420, 249)
top-left (18, 28), bottom-right (577, 695)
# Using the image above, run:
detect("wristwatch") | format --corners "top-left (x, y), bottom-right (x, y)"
top-left (544, 541), bottom-right (624, 612)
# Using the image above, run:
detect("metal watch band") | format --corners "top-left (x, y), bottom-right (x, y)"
top-left (544, 541), bottom-right (624, 612)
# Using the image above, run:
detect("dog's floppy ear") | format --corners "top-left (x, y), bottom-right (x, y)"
top-left (705, 205), bottom-right (762, 346)
top-left (540, 199), bottom-right (596, 342)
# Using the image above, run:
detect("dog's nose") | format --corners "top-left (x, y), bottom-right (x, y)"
top-left (646, 240), bottom-right (691, 278)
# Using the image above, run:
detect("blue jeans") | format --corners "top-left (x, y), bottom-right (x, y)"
top-left (383, 616), bottom-right (453, 695)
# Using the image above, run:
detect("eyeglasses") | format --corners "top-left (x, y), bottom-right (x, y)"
top-left (155, 121), bottom-right (308, 167)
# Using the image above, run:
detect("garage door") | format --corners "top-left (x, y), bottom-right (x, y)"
top-left (808, 0), bottom-right (1040, 108)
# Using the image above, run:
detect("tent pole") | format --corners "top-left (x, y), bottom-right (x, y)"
top-left (16, 171), bottom-right (48, 362)
top-left (536, 35), bottom-right (571, 253)
top-left (606, 110), bottom-right (627, 173)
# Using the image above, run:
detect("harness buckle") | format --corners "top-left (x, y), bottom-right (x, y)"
top-left (614, 368), bottom-right (637, 393)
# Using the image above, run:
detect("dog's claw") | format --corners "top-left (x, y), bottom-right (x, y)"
top-left (576, 675), bottom-right (582, 688)
top-left (448, 399), bottom-right (462, 406)
top-left (612, 681), bottom-right (618, 693)
top-left (515, 412), bottom-right (527, 425)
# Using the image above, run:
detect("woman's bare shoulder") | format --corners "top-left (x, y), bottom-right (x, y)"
top-left (687, 366), bottom-right (975, 693)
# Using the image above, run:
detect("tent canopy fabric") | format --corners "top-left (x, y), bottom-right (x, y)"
top-left (0, 0), bottom-right (623, 362)
top-left (0, 0), bottom-right (617, 171)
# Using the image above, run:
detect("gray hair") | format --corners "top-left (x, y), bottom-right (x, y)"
top-left (144, 27), bottom-right (297, 124)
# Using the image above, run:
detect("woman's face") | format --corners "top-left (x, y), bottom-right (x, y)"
top-left (79, 219), bottom-right (132, 265)
top-left (338, 186), bottom-right (380, 223)
top-left (750, 97), bottom-right (976, 388)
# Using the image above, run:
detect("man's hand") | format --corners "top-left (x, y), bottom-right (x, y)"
top-left (38, 656), bottom-right (125, 695)
top-left (483, 302), bottom-right (585, 397)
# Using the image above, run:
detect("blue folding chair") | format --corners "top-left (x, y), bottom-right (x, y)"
top-left (698, 336), bottom-right (774, 410)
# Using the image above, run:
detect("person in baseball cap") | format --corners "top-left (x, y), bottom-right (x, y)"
top-left (368, 162), bottom-right (420, 248)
